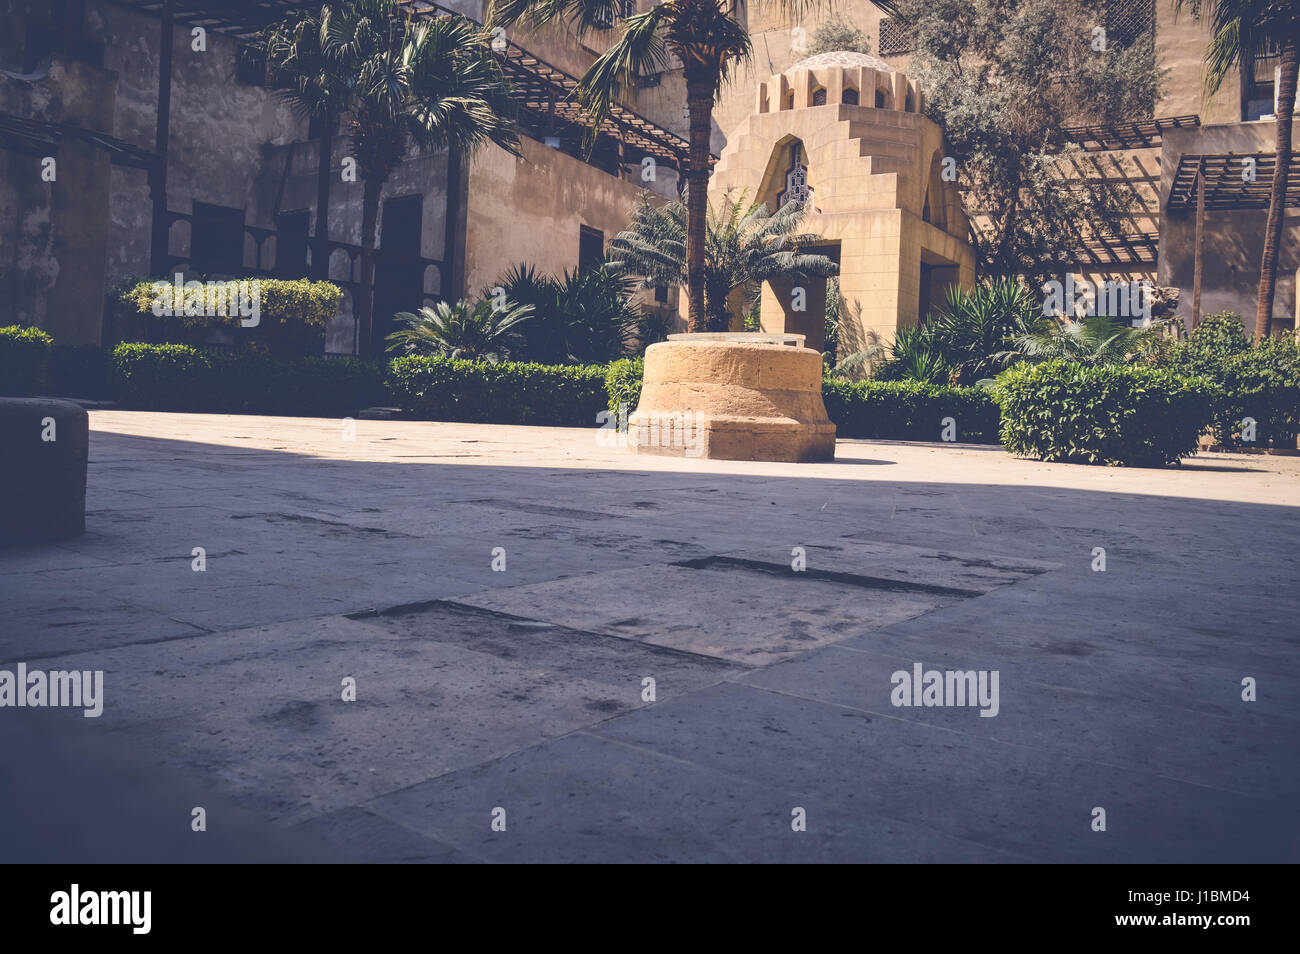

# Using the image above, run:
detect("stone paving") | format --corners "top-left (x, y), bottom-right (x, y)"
top-left (1, 412), bottom-right (1298, 862)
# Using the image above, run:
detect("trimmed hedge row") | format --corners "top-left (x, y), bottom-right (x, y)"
top-left (112, 344), bottom-right (386, 416)
top-left (0, 325), bottom-right (54, 396)
top-left (823, 378), bottom-right (1001, 443)
top-left (387, 355), bottom-right (608, 427)
top-left (992, 361), bottom-right (1218, 466)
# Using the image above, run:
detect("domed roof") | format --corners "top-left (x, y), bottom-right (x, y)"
top-left (788, 50), bottom-right (894, 73)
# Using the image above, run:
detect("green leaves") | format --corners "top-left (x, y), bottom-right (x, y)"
top-left (388, 355), bottom-right (609, 425)
top-left (385, 299), bottom-right (534, 363)
top-left (609, 189), bottom-right (838, 332)
top-left (0, 325), bottom-right (54, 396)
top-left (992, 360), bottom-right (1218, 466)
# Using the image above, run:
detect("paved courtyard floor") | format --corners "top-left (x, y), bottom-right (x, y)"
top-left (2, 412), bottom-right (1298, 862)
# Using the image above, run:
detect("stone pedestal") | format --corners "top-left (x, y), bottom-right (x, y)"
top-left (0, 398), bottom-right (89, 545)
top-left (628, 333), bottom-right (835, 462)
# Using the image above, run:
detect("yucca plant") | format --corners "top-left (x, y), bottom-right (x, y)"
top-left (609, 190), bottom-right (838, 332)
top-left (498, 264), bottom-right (640, 363)
top-left (926, 279), bottom-right (1038, 384)
top-left (386, 299), bottom-right (533, 363)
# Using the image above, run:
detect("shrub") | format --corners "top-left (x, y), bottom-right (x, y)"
top-left (992, 360), bottom-right (1218, 466)
top-left (48, 344), bottom-right (116, 399)
top-left (1170, 313), bottom-right (1300, 448)
top-left (823, 378), bottom-right (1001, 443)
top-left (120, 277), bottom-right (342, 353)
top-left (607, 358), bottom-right (999, 443)
top-left (1206, 340), bottom-right (1300, 448)
top-left (387, 355), bottom-right (608, 426)
top-left (497, 264), bottom-right (639, 364)
top-left (0, 325), bottom-right (53, 396)
top-left (604, 357), bottom-right (644, 415)
top-left (111, 344), bottom-right (384, 415)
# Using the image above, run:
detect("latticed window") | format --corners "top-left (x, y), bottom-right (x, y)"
top-left (1103, 0), bottom-right (1155, 48)
top-left (878, 19), bottom-right (908, 57)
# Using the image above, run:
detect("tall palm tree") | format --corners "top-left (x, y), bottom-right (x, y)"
top-left (486, 0), bottom-right (756, 332)
top-left (608, 190), bottom-right (839, 332)
top-left (1177, 1), bottom-right (1300, 339)
top-left (262, 2), bottom-right (521, 354)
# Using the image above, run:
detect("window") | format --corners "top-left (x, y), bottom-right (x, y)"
top-left (875, 89), bottom-right (887, 109)
top-left (1245, 49), bottom-right (1281, 120)
top-left (579, 226), bottom-right (605, 273)
top-left (190, 202), bottom-right (246, 275)
top-left (842, 87), bottom-right (859, 106)
top-left (878, 19), bottom-right (909, 57)
top-left (654, 284), bottom-right (668, 304)
top-left (274, 210), bottom-right (310, 277)
top-left (812, 88), bottom-right (827, 107)
top-left (1104, 0), bottom-right (1155, 49)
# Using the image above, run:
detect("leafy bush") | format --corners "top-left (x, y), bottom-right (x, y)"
top-left (120, 277), bottom-right (342, 354)
top-left (604, 357), bottom-right (644, 415)
top-left (48, 344), bottom-right (116, 399)
top-left (111, 344), bottom-right (384, 415)
top-left (823, 378), bottom-right (1001, 443)
top-left (0, 325), bottom-right (53, 396)
top-left (1170, 313), bottom-right (1300, 448)
top-left (992, 360), bottom-right (1218, 466)
top-left (606, 357), bottom-right (998, 442)
top-left (387, 355), bottom-right (608, 426)
top-left (498, 264), bottom-right (639, 364)
top-left (1205, 340), bottom-right (1300, 448)
top-left (386, 298), bottom-right (532, 362)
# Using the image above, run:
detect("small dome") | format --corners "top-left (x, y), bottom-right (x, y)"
top-left (788, 50), bottom-right (894, 73)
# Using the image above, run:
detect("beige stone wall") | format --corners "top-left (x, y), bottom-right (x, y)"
top-left (1159, 122), bottom-right (1300, 330)
top-left (709, 54), bottom-right (973, 351)
top-left (463, 135), bottom-right (666, 304)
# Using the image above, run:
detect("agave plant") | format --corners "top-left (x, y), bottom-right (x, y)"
top-left (609, 190), bottom-right (838, 332)
top-left (1011, 315), bottom-right (1176, 366)
top-left (385, 299), bottom-right (532, 363)
top-left (497, 264), bottom-right (639, 364)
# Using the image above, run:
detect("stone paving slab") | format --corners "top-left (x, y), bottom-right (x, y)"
top-left (2, 413), bottom-right (1298, 862)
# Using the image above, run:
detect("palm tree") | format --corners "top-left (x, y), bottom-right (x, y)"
top-left (386, 299), bottom-right (533, 362)
top-left (486, 0), bottom-right (755, 332)
top-left (262, 2), bottom-right (521, 354)
top-left (1011, 315), bottom-right (1175, 366)
top-left (608, 190), bottom-right (839, 332)
top-left (1177, 1), bottom-right (1300, 339)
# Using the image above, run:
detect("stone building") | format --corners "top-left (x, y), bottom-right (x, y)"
top-left (713, 0), bottom-right (1300, 333)
top-left (708, 50), bottom-right (973, 353)
top-left (1, 0), bottom-right (691, 350)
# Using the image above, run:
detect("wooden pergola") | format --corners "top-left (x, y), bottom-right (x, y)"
top-left (1167, 152), bottom-right (1300, 325)
top-left (1061, 115), bottom-right (1200, 152)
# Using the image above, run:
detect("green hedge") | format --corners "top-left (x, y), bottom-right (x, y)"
top-left (388, 355), bottom-right (608, 426)
top-left (604, 357), bottom-right (644, 415)
top-left (822, 378), bottom-right (1001, 443)
top-left (0, 325), bottom-right (53, 396)
top-left (992, 360), bottom-right (1218, 466)
top-left (112, 344), bottom-right (385, 416)
top-left (48, 344), bottom-right (117, 399)
top-left (1169, 314), bottom-right (1300, 448)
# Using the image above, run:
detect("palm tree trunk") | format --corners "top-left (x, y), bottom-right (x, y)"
top-left (313, 122), bottom-right (333, 280)
top-left (1256, 37), bottom-right (1298, 341)
top-left (685, 76), bottom-right (714, 334)
top-left (358, 175), bottom-right (382, 356)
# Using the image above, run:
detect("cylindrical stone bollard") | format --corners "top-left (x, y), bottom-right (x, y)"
top-left (0, 398), bottom-right (89, 544)
top-left (628, 333), bottom-right (836, 462)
